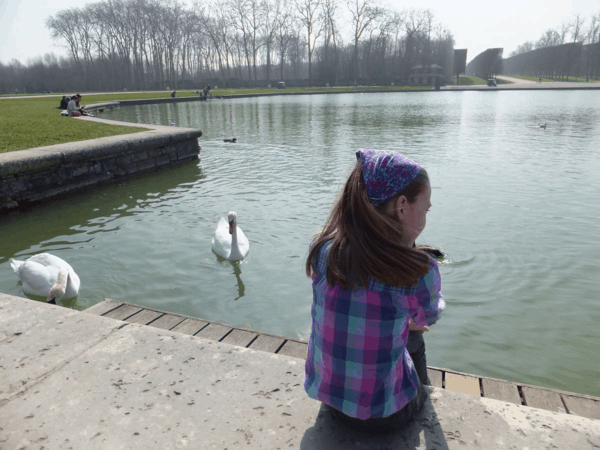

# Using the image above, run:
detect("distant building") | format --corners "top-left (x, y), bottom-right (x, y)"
top-left (408, 65), bottom-right (445, 86)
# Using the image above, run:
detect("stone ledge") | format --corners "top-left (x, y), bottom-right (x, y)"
top-left (0, 293), bottom-right (598, 450)
top-left (0, 119), bottom-right (202, 212)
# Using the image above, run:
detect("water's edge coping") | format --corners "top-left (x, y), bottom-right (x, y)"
top-left (0, 117), bottom-right (202, 212)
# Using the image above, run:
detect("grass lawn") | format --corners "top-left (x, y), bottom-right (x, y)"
top-left (450, 76), bottom-right (488, 85)
top-left (0, 86), bottom-right (433, 153)
top-left (0, 96), bottom-right (149, 153)
top-left (450, 76), bottom-right (512, 86)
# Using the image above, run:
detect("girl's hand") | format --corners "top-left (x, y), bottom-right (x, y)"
top-left (409, 318), bottom-right (430, 333)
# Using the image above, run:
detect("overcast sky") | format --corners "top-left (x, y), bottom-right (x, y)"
top-left (1, 0), bottom-right (598, 65)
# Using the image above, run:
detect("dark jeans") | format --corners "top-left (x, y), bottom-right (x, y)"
top-left (407, 330), bottom-right (430, 386)
top-left (326, 382), bottom-right (427, 433)
top-left (326, 331), bottom-right (430, 433)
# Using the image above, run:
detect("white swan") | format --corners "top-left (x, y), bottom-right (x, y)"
top-left (211, 211), bottom-right (249, 261)
top-left (10, 253), bottom-right (80, 302)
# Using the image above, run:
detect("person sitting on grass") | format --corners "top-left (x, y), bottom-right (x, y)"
top-left (67, 94), bottom-right (86, 117)
top-left (58, 96), bottom-right (69, 109)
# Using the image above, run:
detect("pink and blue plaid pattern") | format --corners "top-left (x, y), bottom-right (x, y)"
top-left (305, 241), bottom-right (445, 419)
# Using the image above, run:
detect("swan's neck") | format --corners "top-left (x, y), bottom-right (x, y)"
top-left (229, 226), bottom-right (243, 260)
top-left (48, 270), bottom-right (68, 302)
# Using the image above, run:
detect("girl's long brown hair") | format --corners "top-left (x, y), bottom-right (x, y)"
top-left (306, 160), bottom-right (430, 290)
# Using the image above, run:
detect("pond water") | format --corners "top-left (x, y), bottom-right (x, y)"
top-left (1, 91), bottom-right (599, 397)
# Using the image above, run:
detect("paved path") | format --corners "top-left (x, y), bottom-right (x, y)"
top-left (497, 75), bottom-right (600, 88)
top-left (496, 75), bottom-right (537, 85)
top-left (445, 76), bottom-right (600, 90)
top-left (1, 293), bottom-right (599, 449)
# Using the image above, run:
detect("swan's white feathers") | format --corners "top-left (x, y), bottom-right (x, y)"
top-left (10, 253), bottom-right (80, 299)
top-left (211, 214), bottom-right (250, 261)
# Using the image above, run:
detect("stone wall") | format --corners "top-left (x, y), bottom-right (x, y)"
top-left (0, 125), bottom-right (202, 212)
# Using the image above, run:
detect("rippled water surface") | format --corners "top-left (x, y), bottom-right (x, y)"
top-left (1, 91), bottom-right (599, 396)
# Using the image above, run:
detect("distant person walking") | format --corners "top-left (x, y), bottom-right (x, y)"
top-left (304, 149), bottom-right (445, 432)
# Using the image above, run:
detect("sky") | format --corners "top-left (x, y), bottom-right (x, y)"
top-left (0, 0), bottom-right (598, 65)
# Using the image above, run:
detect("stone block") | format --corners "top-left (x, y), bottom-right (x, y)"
top-left (0, 150), bottom-right (63, 179)
top-left (114, 153), bottom-right (134, 166)
top-left (62, 139), bottom-right (130, 163)
top-left (126, 133), bottom-right (171, 152)
top-left (147, 149), bottom-right (161, 159)
top-left (26, 170), bottom-right (68, 190)
top-left (100, 159), bottom-right (122, 176)
top-left (154, 155), bottom-right (172, 168)
top-left (176, 141), bottom-right (200, 160)
top-left (164, 148), bottom-right (179, 162)
top-left (69, 164), bottom-right (90, 178)
top-left (89, 162), bottom-right (103, 175)
top-left (131, 151), bottom-right (150, 162)
top-left (137, 159), bottom-right (156, 172)
top-left (0, 176), bottom-right (28, 196)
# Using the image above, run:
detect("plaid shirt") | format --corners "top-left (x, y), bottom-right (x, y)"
top-left (305, 241), bottom-right (445, 419)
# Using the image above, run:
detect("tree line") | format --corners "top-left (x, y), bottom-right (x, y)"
top-left (0, 0), bottom-right (456, 94)
top-left (466, 48), bottom-right (503, 79)
top-left (505, 12), bottom-right (600, 80)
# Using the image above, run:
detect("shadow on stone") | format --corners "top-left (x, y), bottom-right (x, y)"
top-left (300, 390), bottom-right (449, 450)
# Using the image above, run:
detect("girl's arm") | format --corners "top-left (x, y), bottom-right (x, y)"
top-left (411, 259), bottom-right (445, 327)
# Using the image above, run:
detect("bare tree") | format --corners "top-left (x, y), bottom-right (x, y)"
top-left (536, 28), bottom-right (560, 49)
top-left (558, 20), bottom-right (571, 45)
top-left (274, 4), bottom-right (295, 80)
top-left (46, 8), bottom-right (83, 75)
top-left (246, 0), bottom-right (265, 84)
top-left (346, 0), bottom-right (384, 85)
top-left (261, 0), bottom-right (281, 84)
top-left (402, 9), bottom-right (426, 81)
top-left (229, 0), bottom-right (254, 82)
top-left (509, 41), bottom-right (534, 57)
top-left (294, 0), bottom-right (323, 85)
top-left (320, 0), bottom-right (341, 84)
top-left (569, 13), bottom-right (586, 44)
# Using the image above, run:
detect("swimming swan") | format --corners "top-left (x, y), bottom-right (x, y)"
top-left (10, 253), bottom-right (80, 302)
top-left (211, 212), bottom-right (249, 261)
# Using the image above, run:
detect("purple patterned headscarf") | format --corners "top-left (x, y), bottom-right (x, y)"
top-left (356, 149), bottom-right (422, 206)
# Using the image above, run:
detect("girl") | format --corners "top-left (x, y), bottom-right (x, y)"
top-left (305, 149), bottom-right (445, 432)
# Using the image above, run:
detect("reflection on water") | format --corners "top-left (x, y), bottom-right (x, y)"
top-left (215, 255), bottom-right (246, 301)
top-left (1, 91), bottom-right (599, 397)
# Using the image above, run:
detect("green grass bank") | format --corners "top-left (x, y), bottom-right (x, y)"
top-left (0, 96), bottom-right (148, 153)
top-left (450, 76), bottom-right (511, 85)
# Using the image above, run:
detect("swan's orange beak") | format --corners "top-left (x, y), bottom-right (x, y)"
top-left (229, 220), bottom-right (235, 234)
